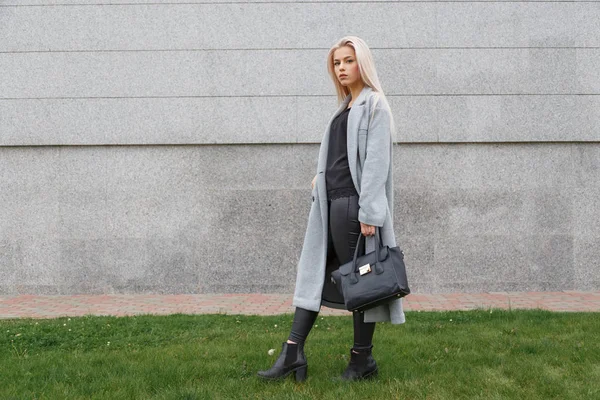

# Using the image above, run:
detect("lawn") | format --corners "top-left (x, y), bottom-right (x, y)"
top-left (1, 310), bottom-right (599, 399)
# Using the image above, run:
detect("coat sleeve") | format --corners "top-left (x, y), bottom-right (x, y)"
top-left (358, 104), bottom-right (392, 227)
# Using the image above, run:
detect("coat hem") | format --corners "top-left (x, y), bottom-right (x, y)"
top-left (320, 299), bottom-right (348, 311)
top-left (291, 297), bottom-right (321, 313)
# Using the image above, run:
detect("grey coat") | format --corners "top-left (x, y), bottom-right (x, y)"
top-left (292, 85), bottom-right (405, 324)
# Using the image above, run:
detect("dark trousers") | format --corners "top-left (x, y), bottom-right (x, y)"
top-left (288, 195), bottom-right (376, 349)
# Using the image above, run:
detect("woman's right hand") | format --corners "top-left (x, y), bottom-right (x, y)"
top-left (311, 174), bottom-right (317, 190)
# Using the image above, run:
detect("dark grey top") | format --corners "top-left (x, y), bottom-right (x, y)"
top-left (325, 107), bottom-right (359, 201)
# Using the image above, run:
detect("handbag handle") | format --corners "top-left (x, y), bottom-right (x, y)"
top-left (351, 227), bottom-right (384, 273)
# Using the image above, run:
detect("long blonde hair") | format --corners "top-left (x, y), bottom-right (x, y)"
top-left (327, 36), bottom-right (396, 141)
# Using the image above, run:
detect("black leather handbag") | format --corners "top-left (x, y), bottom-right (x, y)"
top-left (331, 228), bottom-right (410, 312)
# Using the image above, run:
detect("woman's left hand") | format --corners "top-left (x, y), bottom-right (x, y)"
top-left (360, 222), bottom-right (376, 236)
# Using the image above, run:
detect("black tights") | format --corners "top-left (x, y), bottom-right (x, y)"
top-left (288, 195), bottom-right (376, 349)
top-left (288, 307), bottom-right (376, 349)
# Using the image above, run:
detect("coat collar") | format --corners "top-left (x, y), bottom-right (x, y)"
top-left (333, 85), bottom-right (373, 119)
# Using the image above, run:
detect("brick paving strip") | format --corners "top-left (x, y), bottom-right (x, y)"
top-left (0, 292), bottom-right (599, 319)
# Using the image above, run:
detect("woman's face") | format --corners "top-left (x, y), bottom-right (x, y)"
top-left (333, 46), bottom-right (361, 88)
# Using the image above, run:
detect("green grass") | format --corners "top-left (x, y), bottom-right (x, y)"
top-left (1, 310), bottom-right (599, 399)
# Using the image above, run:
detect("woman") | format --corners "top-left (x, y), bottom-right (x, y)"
top-left (258, 36), bottom-right (405, 382)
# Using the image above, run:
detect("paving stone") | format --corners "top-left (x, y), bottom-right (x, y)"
top-left (0, 292), bottom-right (598, 319)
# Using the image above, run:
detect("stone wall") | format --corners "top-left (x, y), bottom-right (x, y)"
top-left (1, 1), bottom-right (598, 294)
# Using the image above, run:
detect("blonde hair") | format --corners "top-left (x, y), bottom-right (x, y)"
top-left (327, 36), bottom-right (396, 141)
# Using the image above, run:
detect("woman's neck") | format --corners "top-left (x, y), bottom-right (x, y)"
top-left (347, 82), bottom-right (365, 107)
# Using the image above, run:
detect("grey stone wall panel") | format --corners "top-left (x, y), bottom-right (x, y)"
top-left (431, 234), bottom-right (575, 292)
top-left (0, 97), bottom-right (299, 145)
top-left (572, 188), bottom-right (600, 238)
top-left (2, 49), bottom-right (598, 99)
top-left (419, 143), bottom-right (575, 192)
top-left (4, 95), bottom-right (599, 146)
top-left (400, 235), bottom-right (435, 293)
top-left (574, 236), bottom-right (600, 291)
top-left (0, 241), bottom-right (22, 290)
top-left (0, 95), bottom-right (600, 146)
top-left (0, 148), bottom-right (61, 238)
top-left (395, 95), bottom-right (600, 143)
top-left (1, 3), bottom-right (599, 50)
top-left (1, 143), bottom-right (598, 295)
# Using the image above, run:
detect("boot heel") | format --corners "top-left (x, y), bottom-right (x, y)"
top-left (294, 365), bottom-right (308, 382)
top-left (340, 346), bottom-right (378, 381)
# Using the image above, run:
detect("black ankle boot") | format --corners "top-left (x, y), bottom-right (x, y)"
top-left (257, 342), bottom-right (308, 382)
top-left (341, 346), bottom-right (378, 381)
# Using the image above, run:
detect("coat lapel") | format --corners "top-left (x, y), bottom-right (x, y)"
top-left (347, 86), bottom-right (373, 191)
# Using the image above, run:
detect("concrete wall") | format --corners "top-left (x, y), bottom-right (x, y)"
top-left (1, 1), bottom-right (599, 294)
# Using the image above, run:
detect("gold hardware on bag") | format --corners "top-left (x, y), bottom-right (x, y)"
top-left (359, 264), bottom-right (371, 275)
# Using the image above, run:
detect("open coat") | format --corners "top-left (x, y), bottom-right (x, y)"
top-left (292, 85), bottom-right (405, 324)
